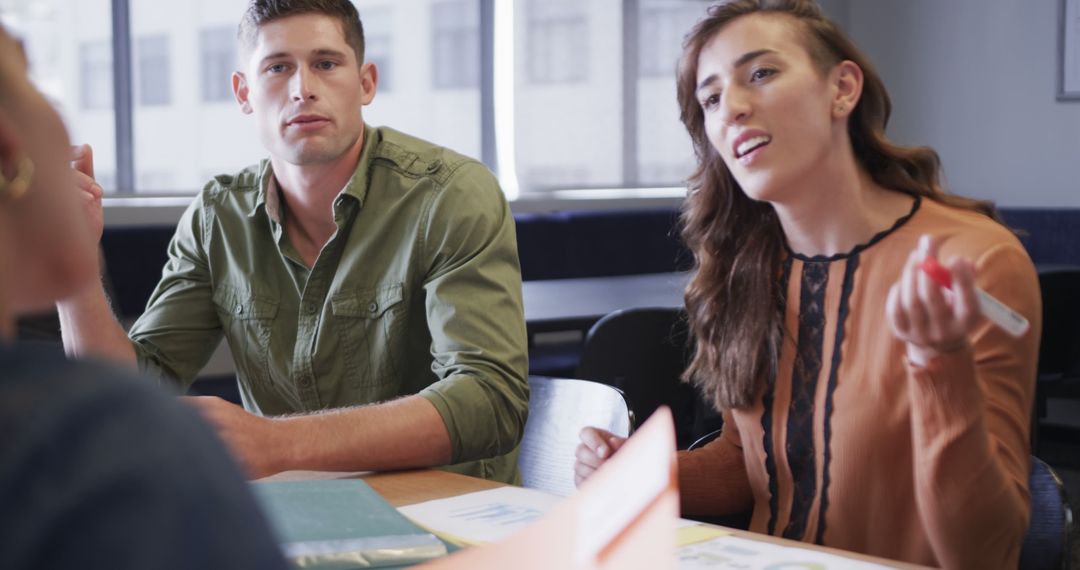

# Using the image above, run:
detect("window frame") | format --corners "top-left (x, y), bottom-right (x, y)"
top-left (96, 0), bottom-right (694, 210)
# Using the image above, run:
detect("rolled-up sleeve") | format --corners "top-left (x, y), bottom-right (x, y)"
top-left (416, 162), bottom-right (529, 463)
top-left (129, 195), bottom-right (224, 390)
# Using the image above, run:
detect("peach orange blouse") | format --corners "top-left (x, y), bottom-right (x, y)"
top-left (678, 197), bottom-right (1041, 569)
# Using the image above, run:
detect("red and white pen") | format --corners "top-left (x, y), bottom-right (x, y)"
top-left (919, 257), bottom-right (1030, 338)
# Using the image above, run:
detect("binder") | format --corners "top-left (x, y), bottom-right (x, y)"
top-left (252, 479), bottom-right (448, 569)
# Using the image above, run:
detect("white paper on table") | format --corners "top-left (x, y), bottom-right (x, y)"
top-left (398, 486), bottom-right (562, 545)
top-left (678, 535), bottom-right (898, 569)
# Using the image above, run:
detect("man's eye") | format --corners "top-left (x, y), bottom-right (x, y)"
top-left (268, 63), bottom-right (288, 73)
top-left (316, 61), bottom-right (337, 70)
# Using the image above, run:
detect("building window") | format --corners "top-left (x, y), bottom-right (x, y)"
top-left (136, 35), bottom-right (170, 106)
top-left (362, 7), bottom-right (393, 92)
top-left (525, 0), bottom-right (588, 84)
top-left (639, 2), bottom-right (705, 78)
top-left (431, 1), bottom-right (479, 89)
top-left (201, 27), bottom-right (236, 103)
top-left (80, 39), bottom-right (113, 110)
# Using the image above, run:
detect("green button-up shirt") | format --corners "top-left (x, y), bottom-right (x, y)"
top-left (128, 126), bottom-right (529, 483)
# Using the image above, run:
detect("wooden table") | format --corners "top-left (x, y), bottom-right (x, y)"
top-left (264, 469), bottom-right (932, 569)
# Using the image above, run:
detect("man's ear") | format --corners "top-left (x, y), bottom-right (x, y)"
top-left (359, 62), bottom-right (377, 106)
top-left (831, 60), bottom-right (863, 119)
top-left (233, 71), bottom-right (253, 114)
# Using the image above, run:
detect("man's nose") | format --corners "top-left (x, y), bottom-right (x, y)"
top-left (290, 67), bottom-right (318, 101)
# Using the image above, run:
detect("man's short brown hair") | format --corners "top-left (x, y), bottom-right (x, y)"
top-left (238, 0), bottom-right (365, 64)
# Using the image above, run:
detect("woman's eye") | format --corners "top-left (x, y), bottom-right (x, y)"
top-left (750, 68), bottom-right (776, 82)
top-left (702, 93), bottom-right (720, 110)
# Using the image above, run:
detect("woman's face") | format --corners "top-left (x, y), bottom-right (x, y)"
top-left (694, 13), bottom-right (842, 205)
top-left (0, 29), bottom-right (97, 313)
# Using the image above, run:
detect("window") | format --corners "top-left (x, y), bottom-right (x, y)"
top-left (359, 0), bottom-right (481, 162)
top-left (525, 0), bottom-right (588, 84)
top-left (130, 0), bottom-right (261, 193)
top-left (201, 27), bottom-right (236, 103)
top-left (635, 0), bottom-right (707, 186)
top-left (514, 0), bottom-right (618, 193)
top-left (2, 0), bottom-right (119, 191)
top-left (639, 2), bottom-right (703, 78)
top-left (80, 39), bottom-right (113, 110)
top-left (432, 1), bottom-right (479, 89)
top-left (361, 6), bottom-right (393, 92)
top-left (5, 0), bottom-right (700, 199)
top-left (136, 35), bottom-right (170, 106)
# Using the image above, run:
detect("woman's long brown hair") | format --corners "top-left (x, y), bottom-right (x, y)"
top-left (677, 0), bottom-right (999, 410)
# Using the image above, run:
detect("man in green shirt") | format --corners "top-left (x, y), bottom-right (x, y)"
top-left (58, 0), bottom-right (528, 483)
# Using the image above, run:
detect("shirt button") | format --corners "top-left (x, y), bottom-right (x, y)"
top-left (368, 301), bottom-right (379, 313)
top-left (426, 161), bottom-right (441, 174)
top-left (306, 303), bottom-right (317, 314)
top-left (234, 304), bottom-right (243, 315)
top-left (300, 377), bottom-right (312, 387)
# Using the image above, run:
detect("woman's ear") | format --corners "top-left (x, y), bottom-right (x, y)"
top-left (831, 60), bottom-right (863, 119)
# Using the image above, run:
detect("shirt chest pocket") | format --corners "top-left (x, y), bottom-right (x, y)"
top-left (212, 286), bottom-right (280, 387)
top-left (330, 283), bottom-right (406, 390)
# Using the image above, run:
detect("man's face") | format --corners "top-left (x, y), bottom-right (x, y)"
top-left (233, 13), bottom-right (376, 165)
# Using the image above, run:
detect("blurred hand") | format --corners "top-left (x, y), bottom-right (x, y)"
top-left (886, 234), bottom-right (980, 367)
top-left (574, 426), bottom-right (627, 487)
top-left (70, 144), bottom-right (104, 242)
top-left (183, 396), bottom-right (284, 479)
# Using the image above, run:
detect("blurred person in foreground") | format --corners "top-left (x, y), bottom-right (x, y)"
top-left (0, 22), bottom-right (287, 570)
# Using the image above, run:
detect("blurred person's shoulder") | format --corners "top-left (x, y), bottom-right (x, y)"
top-left (0, 342), bottom-right (288, 570)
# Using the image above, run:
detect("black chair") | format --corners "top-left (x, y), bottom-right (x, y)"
top-left (575, 307), bottom-right (722, 450)
top-left (1034, 267), bottom-right (1080, 454)
top-left (1021, 456), bottom-right (1074, 570)
top-left (518, 376), bottom-right (634, 497)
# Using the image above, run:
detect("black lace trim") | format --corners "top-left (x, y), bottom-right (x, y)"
top-left (787, 195), bottom-right (921, 263)
top-left (762, 257), bottom-right (793, 536)
top-left (813, 253), bottom-right (859, 544)
top-left (781, 260), bottom-right (829, 540)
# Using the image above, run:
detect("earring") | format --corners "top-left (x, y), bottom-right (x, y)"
top-left (835, 104), bottom-right (845, 114)
top-left (0, 155), bottom-right (34, 200)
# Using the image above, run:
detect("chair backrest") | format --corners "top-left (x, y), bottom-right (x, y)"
top-left (1020, 456), bottom-right (1074, 570)
top-left (518, 376), bottom-right (634, 497)
top-left (575, 307), bottom-right (722, 449)
top-left (1036, 267), bottom-right (1080, 379)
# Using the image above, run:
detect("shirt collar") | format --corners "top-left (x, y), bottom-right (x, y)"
top-left (247, 124), bottom-right (380, 221)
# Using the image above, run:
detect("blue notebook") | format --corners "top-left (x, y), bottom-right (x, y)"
top-left (252, 479), bottom-right (448, 569)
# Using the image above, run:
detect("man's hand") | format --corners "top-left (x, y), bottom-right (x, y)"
top-left (71, 144), bottom-right (104, 243)
top-left (184, 396), bottom-right (287, 479)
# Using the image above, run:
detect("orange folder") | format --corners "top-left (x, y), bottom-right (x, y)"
top-left (421, 407), bottom-right (679, 570)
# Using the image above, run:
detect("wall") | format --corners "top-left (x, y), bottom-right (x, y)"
top-left (846, 0), bottom-right (1080, 207)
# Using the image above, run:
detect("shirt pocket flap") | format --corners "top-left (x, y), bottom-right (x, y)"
top-left (331, 283), bottom-right (404, 319)
top-left (212, 286), bottom-right (279, 320)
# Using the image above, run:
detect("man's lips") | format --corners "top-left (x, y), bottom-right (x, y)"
top-left (285, 114), bottom-right (330, 128)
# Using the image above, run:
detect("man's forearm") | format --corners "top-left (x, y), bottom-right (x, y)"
top-left (275, 395), bottom-right (453, 473)
top-left (57, 279), bottom-right (136, 367)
